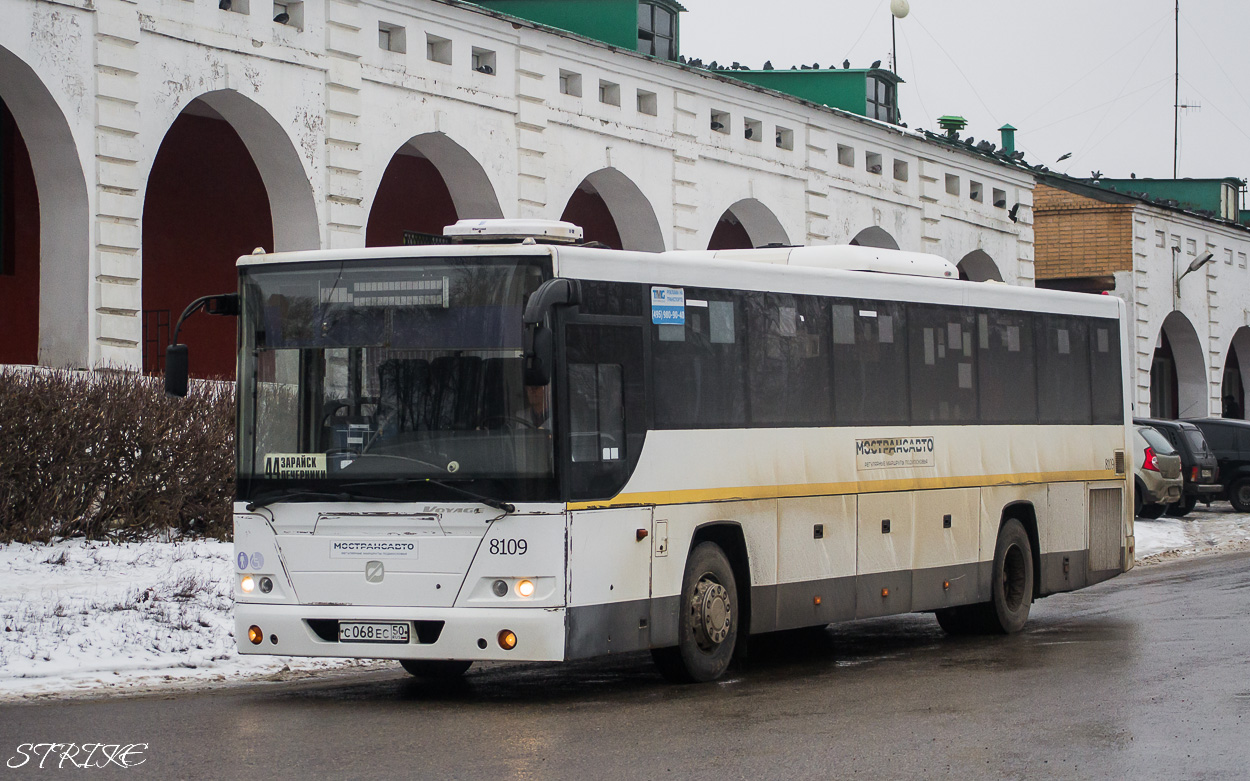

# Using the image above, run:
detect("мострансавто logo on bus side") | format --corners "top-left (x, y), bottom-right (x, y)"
top-left (855, 437), bottom-right (937, 470)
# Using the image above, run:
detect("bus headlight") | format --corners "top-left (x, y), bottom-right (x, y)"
top-left (240, 575), bottom-right (255, 593)
top-left (515, 579), bottom-right (535, 598)
top-left (258, 577), bottom-right (273, 594)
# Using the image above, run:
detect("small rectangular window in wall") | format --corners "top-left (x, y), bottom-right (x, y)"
top-left (599, 81), bottom-right (621, 106)
top-left (865, 152), bottom-right (883, 175)
top-left (893, 159), bottom-right (909, 182)
top-left (471, 47), bottom-right (496, 75)
top-left (1226, 249), bottom-right (1234, 265)
top-left (1240, 252), bottom-right (1247, 268)
top-left (775, 126), bottom-right (794, 150)
top-left (837, 144), bottom-right (854, 167)
top-left (1187, 238), bottom-right (1197, 255)
top-left (378, 22), bottom-right (406, 53)
top-left (945, 174), bottom-right (960, 196)
top-left (220, 0), bottom-right (249, 15)
top-left (273, 1), bottom-right (303, 30)
top-left (969, 180), bottom-right (983, 202)
top-left (1156, 231), bottom-right (1166, 248)
top-left (559, 70), bottom-right (582, 97)
top-left (637, 89), bottom-right (658, 116)
top-left (427, 34), bottom-right (452, 65)
top-left (744, 117), bottom-right (762, 142)
top-left (992, 188), bottom-right (1007, 208)
top-left (710, 109), bottom-right (730, 134)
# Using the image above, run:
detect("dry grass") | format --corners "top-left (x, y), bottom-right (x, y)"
top-left (0, 368), bottom-right (234, 543)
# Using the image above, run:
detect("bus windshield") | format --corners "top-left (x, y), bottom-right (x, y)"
top-left (237, 256), bottom-right (555, 503)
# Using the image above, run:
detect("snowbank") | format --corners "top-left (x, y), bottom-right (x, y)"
top-left (1133, 504), bottom-right (1250, 562)
top-left (0, 538), bottom-right (378, 701)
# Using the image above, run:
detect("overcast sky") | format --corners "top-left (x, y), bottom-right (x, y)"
top-left (679, 0), bottom-right (1250, 184)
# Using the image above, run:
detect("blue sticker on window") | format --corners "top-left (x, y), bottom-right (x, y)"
top-left (237, 552), bottom-right (249, 570)
top-left (651, 286), bottom-right (685, 325)
top-left (249, 552), bottom-right (265, 570)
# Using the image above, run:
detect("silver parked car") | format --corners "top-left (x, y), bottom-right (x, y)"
top-left (1134, 425), bottom-right (1183, 519)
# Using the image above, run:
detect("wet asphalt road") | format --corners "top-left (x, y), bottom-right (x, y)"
top-left (2, 552), bottom-right (1249, 780)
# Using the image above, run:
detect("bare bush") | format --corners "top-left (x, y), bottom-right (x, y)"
top-left (0, 368), bottom-right (234, 543)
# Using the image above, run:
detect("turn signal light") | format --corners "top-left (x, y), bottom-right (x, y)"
top-left (516, 579), bottom-right (536, 598)
top-left (248, 625), bottom-right (263, 645)
top-left (498, 629), bottom-right (518, 650)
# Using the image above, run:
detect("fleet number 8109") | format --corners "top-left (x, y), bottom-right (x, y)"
top-left (490, 538), bottom-right (527, 555)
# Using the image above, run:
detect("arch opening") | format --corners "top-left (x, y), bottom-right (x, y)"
top-left (849, 226), bottom-right (900, 250)
top-left (366, 132), bottom-right (503, 247)
top-left (0, 47), bottom-right (90, 367)
top-left (560, 169), bottom-right (664, 252)
top-left (708, 199), bottom-right (789, 250)
top-left (957, 249), bottom-right (1004, 282)
top-left (142, 92), bottom-right (317, 378)
top-left (1150, 311), bottom-right (1207, 419)
top-left (1221, 327), bottom-right (1250, 419)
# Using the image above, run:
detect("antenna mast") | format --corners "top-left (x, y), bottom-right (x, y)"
top-left (1173, 0), bottom-right (1179, 177)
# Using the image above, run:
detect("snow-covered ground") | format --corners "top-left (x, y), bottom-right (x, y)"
top-left (3, 504), bottom-right (1249, 702)
top-left (0, 538), bottom-right (381, 701)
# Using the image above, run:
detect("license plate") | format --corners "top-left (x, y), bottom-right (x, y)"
top-left (338, 622), bottom-right (410, 644)
top-left (1201, 469), bottom-right (1213, 479)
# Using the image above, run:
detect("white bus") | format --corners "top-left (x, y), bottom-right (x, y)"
top-left (171, 220), bottom-right (1133, 683)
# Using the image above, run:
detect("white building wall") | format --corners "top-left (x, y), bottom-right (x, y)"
top-left (1120, 205), bottom-right (1250, 418)
top-left (2, 0), bottom-right (1036, 369)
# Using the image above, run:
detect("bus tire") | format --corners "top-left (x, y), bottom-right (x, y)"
top-left (981, 518), bottom-right (1034, 634)
top-left (651, 542), bottom-right (738, 683)
top-left (1230, 479), bottom-right (1250, 512)
top-left (399, 659), bottom-right (472, 679)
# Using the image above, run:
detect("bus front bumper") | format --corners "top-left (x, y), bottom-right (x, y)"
top-left (235, 604), bottom-right (567, 662)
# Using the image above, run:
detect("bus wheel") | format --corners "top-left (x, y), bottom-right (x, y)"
top-left (982, 519), bottom-right (1034, 634)
top-left (399, 659), bottom-right (472, 679)
top-left (651, 542), bottom-right (738, 683)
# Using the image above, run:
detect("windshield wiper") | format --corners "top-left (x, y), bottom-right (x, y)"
top-left (244, 488), bottom-right (393, 512)
top-left (340, 477), bottom-right (516, 515)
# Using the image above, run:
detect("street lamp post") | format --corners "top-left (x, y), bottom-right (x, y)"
top-left (1175, 249), bottom-right (1215, 298)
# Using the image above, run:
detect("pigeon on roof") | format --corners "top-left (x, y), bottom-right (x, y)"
top-left (763, 60), bottom-right (773, 70)
top-left (871, 60), bottom-right (881, 68)
top-left (843, 59), bottom-right (851, 69)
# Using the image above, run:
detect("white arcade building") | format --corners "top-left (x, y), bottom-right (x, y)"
top-left (0, 0), bottom-right (1037, 376)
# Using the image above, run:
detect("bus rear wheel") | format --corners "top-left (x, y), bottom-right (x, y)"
top-left (936, 519), bottom-right (1033, 635)
top-left (399, 659), bottom-right (472, 679)
top-left (651, 542), bottom-right (738, 683)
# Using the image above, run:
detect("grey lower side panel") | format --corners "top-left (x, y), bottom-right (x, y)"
top-left (1039, 549), bottom-right (1090, 595)
top-left (565, 549), bottom-right (1115, 660)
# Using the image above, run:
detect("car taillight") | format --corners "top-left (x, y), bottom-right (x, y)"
top-left (1191, 466), bottom-right (1198, 481)
top-left (1143, 447), bottom-right (1159, 472)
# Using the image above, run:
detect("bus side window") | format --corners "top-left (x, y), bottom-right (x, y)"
top-left (569, 363), bottom-right (624, 462)
top-left (977, 310), bottom-right (1037, 424)
top-left (1089, 321), bottom-right (1123, 424)
top-left (1037, 315), bottom-right (1092, 424)
top-left (831, 299), bottom-right (909, 425)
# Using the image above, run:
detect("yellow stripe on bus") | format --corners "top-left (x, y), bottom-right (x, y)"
top-left (566, 469), bottom-right (1121, 510)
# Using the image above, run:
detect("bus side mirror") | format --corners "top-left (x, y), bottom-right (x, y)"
top-left (524, 325), bottom-right (554, 386)
top-left (165, 344), bottom-right (189, 397)
top-left (522, 279), bottom-right (579, 387)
